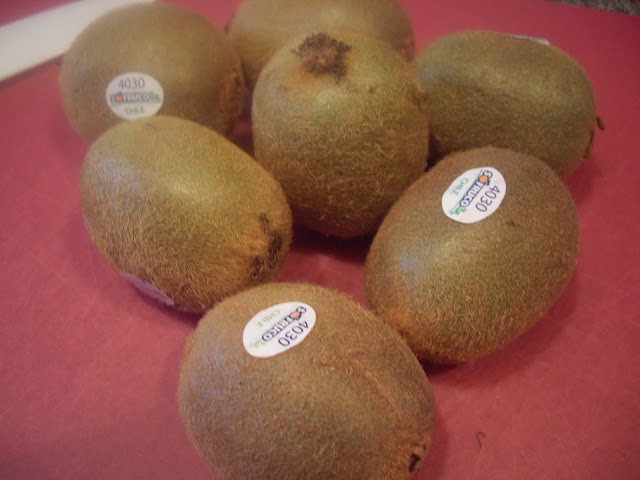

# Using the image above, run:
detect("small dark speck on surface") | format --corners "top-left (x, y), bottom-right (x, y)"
top-left (477, 431), bottom-right (486, 450)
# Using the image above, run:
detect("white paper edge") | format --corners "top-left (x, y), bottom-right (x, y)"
top-left (0, 0), bottom-right (155, 82)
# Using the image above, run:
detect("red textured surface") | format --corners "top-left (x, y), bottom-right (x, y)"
top-left (1, 1), bottom-right (639, 479)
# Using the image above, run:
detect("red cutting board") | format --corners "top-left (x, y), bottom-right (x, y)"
top-left (1, 1), bottom-right (639, 479)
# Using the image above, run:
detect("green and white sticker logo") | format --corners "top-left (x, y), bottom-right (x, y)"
top-left (442, 167), bottom-right (507, 224)
top-left (243, 302), bottom-right (316, 358)
top-left (105, 72), bottom-right (164, 120)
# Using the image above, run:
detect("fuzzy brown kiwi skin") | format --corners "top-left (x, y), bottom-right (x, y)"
top-left (59, 3), bottom-right (245, 143)
top-left (177, 282), bottom-right (436, 480)
top-left (252, 30), bottom-right (429, 239)
top-left (364, 147), bottom-right (580, 364)
top-left (80, 116), bottom-right (292, 313)
top-left (228, 0), bottom-right (415, 89)
top-left (415, 30), bottom-right (597, 177)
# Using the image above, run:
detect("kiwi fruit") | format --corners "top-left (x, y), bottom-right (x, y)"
top-left (252, 31), bottom-right (430, 238)
top-left (59, 2), bottom-right (244, 143)
top-left (178, 282), bottom-right (436, 480)
top-left (414, 30), bottom-right (598, 177)
top-left (364, 147), bottom-right (579, 364)
top-left (227, 0), bottom-right (415, 89)
top-left (80, 115), bottom-right (292, 313)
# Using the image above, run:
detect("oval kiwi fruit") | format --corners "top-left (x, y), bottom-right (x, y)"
top-left (364, 147), bottom-right (579, 364)
top-left (414, 30), bottom-right (598, 177)
top-left (59, 3), bottom-right (244, 143)
top-left (80, 115), bottom-right (292, 313)
top-left (178, 282), bottom-right (436, 480)
top-left (227, 0), bottom-right (415, 89)
top-left (252, 31), bottom-right (430, 238)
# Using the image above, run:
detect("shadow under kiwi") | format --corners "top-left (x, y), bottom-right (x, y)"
top-left (274, 225), bottom-right (373, 302)
top-left (130, 286), bottom-right (201, 328)
top-left (563, 151), bottom-right (600, 206)
top-left (228, 87), bottom-right (254, 156)
top-left (289, 224), bottom-right (373, 265)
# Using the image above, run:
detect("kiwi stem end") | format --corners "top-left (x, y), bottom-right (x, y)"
top-left (291, 32), bottom-right (352, 80)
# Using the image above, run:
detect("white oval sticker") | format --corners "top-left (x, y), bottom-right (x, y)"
top-left (442, 167), bottom-right (507, 223)
top-left (105, 72), bottom-right (164, 120)
top-left (243, 302), bottom-right (316, 358)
